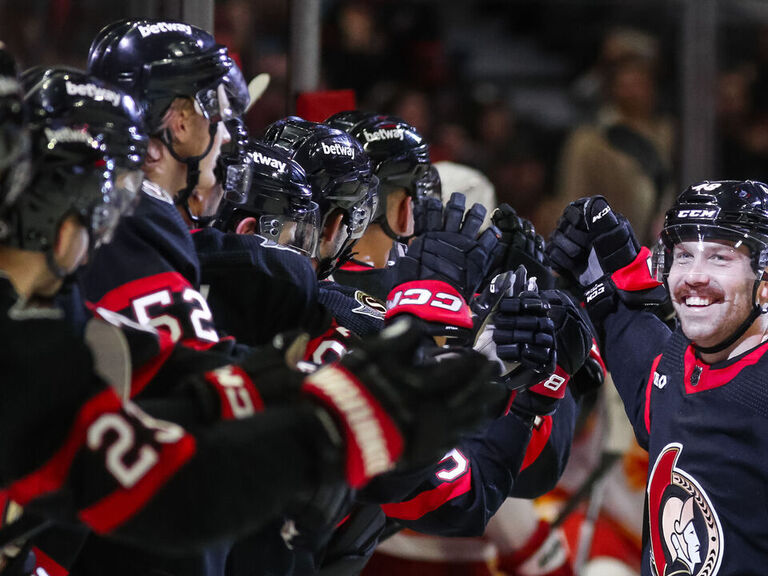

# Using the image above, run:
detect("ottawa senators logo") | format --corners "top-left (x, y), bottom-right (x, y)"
top-left (352, 290), bottom-right (386, 319)
top-left (647, 443), bottom-right (723, 576)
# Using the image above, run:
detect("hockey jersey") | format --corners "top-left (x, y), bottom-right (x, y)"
top-left (604, 302), bottom-right (768, 576)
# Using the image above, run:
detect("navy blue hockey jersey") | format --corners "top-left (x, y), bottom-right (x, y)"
top-left (604, 302), bottom-right (768, 576)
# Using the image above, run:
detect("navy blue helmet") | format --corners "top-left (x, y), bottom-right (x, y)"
top-left (263, 117), bottom-right (378, 277)
top-left (216, 139), bottom-right (320, 257)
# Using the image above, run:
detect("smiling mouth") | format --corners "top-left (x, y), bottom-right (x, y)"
top-left (685, 296), bottom-right (711, 307)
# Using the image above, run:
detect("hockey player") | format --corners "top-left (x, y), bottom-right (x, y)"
top-left (79, 18), bottom-right (248, 350)
top-left (194, 136), bottom-right (323, 347)
top-left (0, 51), bottom-right (516, 576)
top-left (547, 185), bottom-right (768, 576)
top-left (324, 111), bottom-right (437, 300)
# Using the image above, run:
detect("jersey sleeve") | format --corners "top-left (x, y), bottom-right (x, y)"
top-left (1, 309), bottom-right (341, 553)
top-left (508, 388), bottom-right (578, 498)
top-left (79, 194), bottom-right (220, 352)
top-left (372, 411), bottom-right (534, 537)
top-left (602, 301), bottom-right (672, 449)
top-left (194, 229), bottom-right (321, 347)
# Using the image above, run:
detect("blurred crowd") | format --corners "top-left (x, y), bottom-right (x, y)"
top-left (4, 0), bottom-right (768, 246)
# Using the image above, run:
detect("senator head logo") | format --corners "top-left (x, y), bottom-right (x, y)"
top-left (647, 444), bottom-right (723, 576)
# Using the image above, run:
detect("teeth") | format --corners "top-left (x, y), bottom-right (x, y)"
top-left (686, 296), bottom-right (711, 306)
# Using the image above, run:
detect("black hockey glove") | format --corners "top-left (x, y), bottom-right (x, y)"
top-left (540, 289), bottom-right (592, 377)
top-left (178, 332), bottom-right (308, 423)
top-left (484, 203), bottom-right (554, 290)
top-left (302, 317), bottom-right (506, 487)
top-left (547, 196), bottom-right (667, 321)
top-left (396, 193), bottom-right (500, 301)
top-left (473, 266), bottom-right (561, 416)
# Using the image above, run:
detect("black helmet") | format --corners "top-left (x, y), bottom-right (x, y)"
top-left (263, 117), bottom-right (378, 277)
top-left (326, 110), bottom-right (432, 241)
top-left (0, 68), bottom-right (147, 255)
top-left (87, 19), bottom-right (249, 133)
top-left (215, 140), bottom-right (320, 257)
top-left (653, 180), bottom-right (768, 353)
top-left (87, 19), bottom-right (249, 221)
top-left (0, 44), bottom-right (31, 224)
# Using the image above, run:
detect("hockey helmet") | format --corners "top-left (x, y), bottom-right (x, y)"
top-left (87, 19), bottom-right (249, 222)
top-left (326, 110), bottom-right (432, 241)
top-left (0, 68), bottom-right (147, 253)
top-left (216, 139), bottom-right (319, 257)
top-left (652, 180), bottom-right (768, 353)
top-left (263, 117), bottom-right (378, 277)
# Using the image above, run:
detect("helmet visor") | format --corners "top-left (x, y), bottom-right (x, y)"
top-left (88, 165), bottom-right (142, 248)
top-left (193, 66), bottom-right (249, 125)
top-left (258, 202), bottom-right (320, 257)
top-left (329, 175), bottom-right (379, 239)
top-left (653, 224), bottom-right (768, 282)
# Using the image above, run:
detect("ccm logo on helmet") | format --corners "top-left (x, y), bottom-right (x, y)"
top-left (65, 81), bottom-right (121, 107)
top-left (138, 22), bottom-right (192, 38)
top-left (362, 128), bottom-right (404, 142)
top-left (252, 151), bottom-right (286, 172)
top-left (675, 209), bottom-right (718, 218)
top-left (321, 142), bottom-right (355, 159)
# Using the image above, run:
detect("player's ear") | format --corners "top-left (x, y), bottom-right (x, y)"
top-left (54, 215), bottom-right (89, 272)
top-left (235, 217), bottom-right (258, 235)
top-left (393, 192), bottom-right (414, 237)
top-left (323, 211), bottom-right (345, 242)
top-left (758, 272), bottom-right (768, 304)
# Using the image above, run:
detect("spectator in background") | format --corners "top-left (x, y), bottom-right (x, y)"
top-left (546, 34), bottom-right (675, 246)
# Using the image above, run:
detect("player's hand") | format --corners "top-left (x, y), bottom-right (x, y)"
top-left (397, 192), bottom-right (500, 301)
top-left (302, 317), bottom-right (506, 487)
top-left (485, 203), bottom-right (554, 290)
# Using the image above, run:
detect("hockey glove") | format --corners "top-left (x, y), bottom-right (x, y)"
top-left (485, 203), bottom-right (555, 290)
top-left (540, 289), bottom-right (592, 377)
top-left (302, 317), bottom-right (506, 487)
top-left (184, 332), bottom-right (308, 422)
top-left (473, 266), bottom-right (563, 417)
top-left (547, 196), bottom-right (667, 320)
top-left (396, 193), bottom-right (500, 301)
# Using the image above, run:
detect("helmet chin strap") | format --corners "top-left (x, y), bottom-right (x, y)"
top-left (161, 123), bottom-right (217, 224)
top-left (45, 249), bottom-right (68, 280)
top-left (376, 214), bottom-right (413, 244)
top-left (693, 280), bottom-right (768, 355)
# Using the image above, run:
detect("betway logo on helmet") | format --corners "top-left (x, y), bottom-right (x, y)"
top-left (138, 22), bottom-right (192, 38)
top-left (321, 142), bottom-right (355, 159)
top-left (674, 207), bottom-right (720, 219)
top-left (44, 127), bottom-right (96, 146)
top-left (65, 81), bottom-right (121, 107)
top-left (362, 128), bottom-right (404, 142)
top-left (252, 151), bottom-right (286, 172)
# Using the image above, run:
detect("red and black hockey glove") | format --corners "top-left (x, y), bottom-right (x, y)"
top-left (484, 203), bottom-right (555, 291)
top-left (546, 196), bottom-right (667, 321)
top-left (396, 192), bottom-right (500, 302)
top-left (301, 317), bottom-right (507, 488)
